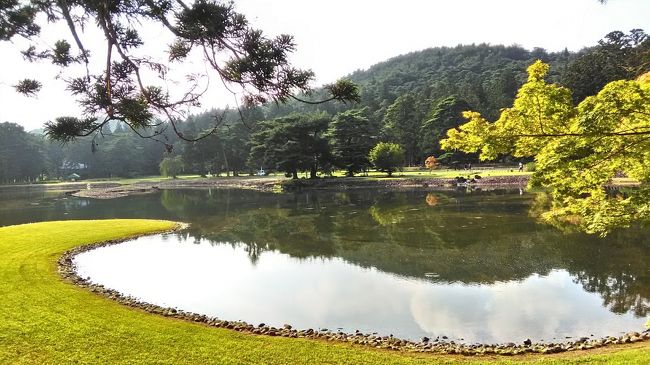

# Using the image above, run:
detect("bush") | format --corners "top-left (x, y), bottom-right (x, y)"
top-left (525, 162), bottom-right (536, 172)
top-left (369, 142), bottom-right (405, 177)
top-left (159, 156), bottom-right (184, 178)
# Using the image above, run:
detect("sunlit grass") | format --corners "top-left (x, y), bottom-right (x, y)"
top-left (84, 174), bottom-right (204, 184)
top-left (0, 220), bottom-right (647, 364)
top-left (344, 168), bottom-right (533, 179)
top-left (0, 169), bottom-right (535, 187)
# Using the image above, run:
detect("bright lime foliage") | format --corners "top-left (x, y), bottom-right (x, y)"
top-left (369, 142), bottom-right (405, 177)
top-left (159, 156), bottom-right (184, 178)
top-left (442, 62), bottom-right (650, 235)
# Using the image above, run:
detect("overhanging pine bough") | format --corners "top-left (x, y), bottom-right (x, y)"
top-left (1, 0), bottom-right (359, 148)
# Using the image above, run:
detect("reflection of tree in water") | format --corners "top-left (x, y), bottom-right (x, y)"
top-left (561, 227), bottom-right (649, 317)
top-left (159, 188), bottom-right (649, 317)
top-left (163, 189), bottom-right (338, 258)
top-left (425, 193), bottom-right (439, 206)
top-left (369, 205), bottom-right (406, 225)
top-left (242, 241), bottom-right (264, 265)
top-left (574, 272), bottom-right (647, 317)
top-left (529, 190), bottom-right (650, 237)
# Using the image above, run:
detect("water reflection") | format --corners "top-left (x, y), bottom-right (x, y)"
top-left (1, 187), bottom-right (648, 336)
top-left (75, 234), bottom-right (645, 343)
top-left (159, 189), bottom-right (648, 318)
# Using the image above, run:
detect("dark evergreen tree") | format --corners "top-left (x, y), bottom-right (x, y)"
top-left (329, 109), bottom-right (375, 176)
top-left (381, 94), bottom-right (425, 166)
top-left (0, 123), bottom-right (45, 183)
top-left (562, 30), bottom-right (649, 102)
top-left (249, 114), bottom-right (331, 179)
top-left (419, 96), bottom-right (472, 158)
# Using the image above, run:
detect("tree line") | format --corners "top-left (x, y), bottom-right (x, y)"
top-left (1, 30), bottom-right (646, 183)
top-left (0, 122), bottom-right (165, 183)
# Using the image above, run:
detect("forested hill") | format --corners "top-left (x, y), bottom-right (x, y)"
top-left (3, 30), bottom-right (646, 182)
top-left (254, 43), bottom-right (575, 166)
top-left (266, 44), bottom-right (571, 122)
top-left (351, 45), bottom-right (568, 117)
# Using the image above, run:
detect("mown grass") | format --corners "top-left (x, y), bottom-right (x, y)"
top-left (84, 174), bottom-right (204, 184)
top-left (0, 220), bottom-right (647, 364)
top-left (350, 168), bottom-right (532, 179)
top-left (8, 168), bottom-right (643, 189)
top-left (2, 169), bottom-right (531, 188)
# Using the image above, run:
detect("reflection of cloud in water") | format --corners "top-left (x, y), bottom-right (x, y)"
top-left (76, 235), bottom-right (645, 343)
top-left (410, 284), bottom-right (496, 341)
top-left (409, 271), bottom-right (642, 342)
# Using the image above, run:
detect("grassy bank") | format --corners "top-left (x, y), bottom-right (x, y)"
top-left (0, 220), bottom-right (647, 364)
top-left (335, 168), bottom-right (532, 179)
top-left (5, 168), bottom-right (641, 191)
top-left (26, 168), bottom-right (531, 186)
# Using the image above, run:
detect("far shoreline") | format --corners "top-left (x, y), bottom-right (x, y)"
top-left (1, 171), bottom-right (639, 200)
top-left (68, 174), bottom-right (532, 199)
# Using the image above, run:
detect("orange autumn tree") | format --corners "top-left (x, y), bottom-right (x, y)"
top-left (424, 156), bottom-right (438, 173)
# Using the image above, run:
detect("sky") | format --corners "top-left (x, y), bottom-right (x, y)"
top-left (1, 0), bottom-right (649, 131)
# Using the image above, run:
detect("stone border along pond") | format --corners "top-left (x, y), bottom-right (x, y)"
top-left (69, 175), bottom-right (532, 199)
top-left (58, 232), bottom-right (650, 357)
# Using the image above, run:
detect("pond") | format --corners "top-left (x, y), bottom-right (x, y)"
top-left (1, 187), bottom-right (648, 343)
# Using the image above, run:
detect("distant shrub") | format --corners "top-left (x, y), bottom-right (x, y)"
top-left (369, 142), bottom-right (405, 177)
top-left (159, 156), bottom-right (184, 178)
top-left (525, 162), bottom-right (536, 172)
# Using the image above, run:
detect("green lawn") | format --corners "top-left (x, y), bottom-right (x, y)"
top-left (17, 174), bottom-right (205, 186)
top-left (0, 220), bottom-right (647, 364)
top-left (84, 174), bottom-right (204, 184)
top-left (10, 168), bottom-right (641, 188)
top-left (350, 168), bottom-right (532, 179)
top-left (14, 169), bottom-right (531, 187)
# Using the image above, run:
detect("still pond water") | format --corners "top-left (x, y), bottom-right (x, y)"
top-left (1, 187), bottom-right (648, 343)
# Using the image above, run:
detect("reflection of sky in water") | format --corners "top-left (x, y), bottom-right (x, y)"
top-left (75, 234), bottom-right (645, 343)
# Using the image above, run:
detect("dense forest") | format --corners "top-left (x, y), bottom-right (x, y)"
top-left (1, 30), bottom-right (647, 183)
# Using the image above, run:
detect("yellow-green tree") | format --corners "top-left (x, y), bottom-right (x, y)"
top-left (159, 156), bottom-right (184, 179)
top-left (369, 142), bottom-right (405, 177)
top-left (441, 61), bottom-right (650, 235)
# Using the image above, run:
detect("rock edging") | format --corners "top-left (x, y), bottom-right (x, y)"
top-left (72, 185), bottom-right (160, 199)
top-left (71, 175), bottom-right (531, 199)
top-left (57, 232), bottom-right (649, 357)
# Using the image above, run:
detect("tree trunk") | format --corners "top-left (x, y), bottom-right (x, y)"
top-left (309, 165), bottom-right (317, 179)
top-left (292, 170), bottom-right (298, 179)
top-left (221, 144), bottom-right (229, 175)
